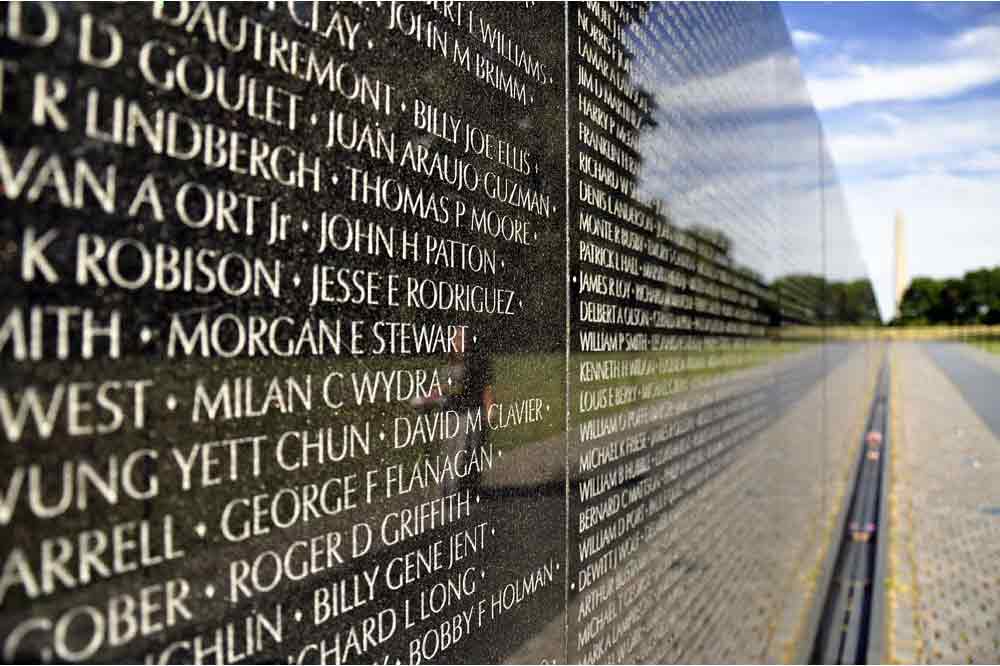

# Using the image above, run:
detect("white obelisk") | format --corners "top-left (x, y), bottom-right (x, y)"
top-left (894, 211), bottom-right (908, 318)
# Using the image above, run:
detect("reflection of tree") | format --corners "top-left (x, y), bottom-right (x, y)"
top-left (828, 279), bottom-right (881, 325)
top-left (680, 225), bottom-right (883, 327)
top-left (687, 224), bottom-right (732, 256)
top-left (893, 267), bottom-right (1000, 326)
top-left (772, 274), bottom-right (880, 326)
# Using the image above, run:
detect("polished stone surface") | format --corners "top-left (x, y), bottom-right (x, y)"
top-left (0, 2), bottom-right (877, 663)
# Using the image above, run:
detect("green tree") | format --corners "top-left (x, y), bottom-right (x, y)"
top-left (893, 267), bottom-right (1000, 325)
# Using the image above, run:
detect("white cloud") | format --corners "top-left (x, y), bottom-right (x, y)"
top-left (809, 59), bottom-right (1000, 110)
top-left (791, 29), bottom-right (825, 48)
top-left (827, 106), bottom-right (998, 166)
top-left (947, 25), bottom-right (1000, 52)
top-left (872, 111), bottom-right (903, 130)
top-left (653, 51), bottom-right (812, 115)
top-left (958, 149), bottom-right (1000, 173)
top-left (806, 25), bottom-right (1000, 110)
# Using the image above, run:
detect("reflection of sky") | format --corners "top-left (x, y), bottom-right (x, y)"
top-left (784, 2), bottom-right (1000, 320)
top-left (620, 2), bottom-right (870, 290)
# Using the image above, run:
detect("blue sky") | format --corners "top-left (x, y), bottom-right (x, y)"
top-left (782, 2), bottom-right (1000, 320)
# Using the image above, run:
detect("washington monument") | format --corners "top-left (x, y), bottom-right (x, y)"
top-left (894, 211), bottom-right (908, 318)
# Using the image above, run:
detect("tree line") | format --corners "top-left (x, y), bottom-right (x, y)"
top-left (893, 267), bottom-right (1000, 326)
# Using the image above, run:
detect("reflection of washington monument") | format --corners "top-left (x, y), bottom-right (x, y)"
top-left (894, 211), bottom-right (909, 318)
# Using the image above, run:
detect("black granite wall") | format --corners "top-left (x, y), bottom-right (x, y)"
top-left (0, 2), bottom-right (877, 663)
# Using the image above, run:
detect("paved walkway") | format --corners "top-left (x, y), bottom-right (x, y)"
top-left (926, 343), bottom-right (1000, 437)
top-left (888, 343), bottom-right (1000, 663)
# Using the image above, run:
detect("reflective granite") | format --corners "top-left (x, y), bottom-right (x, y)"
top-left (0, 2), bottom-right (877, 663)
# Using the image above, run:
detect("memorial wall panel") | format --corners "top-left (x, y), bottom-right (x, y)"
top-left (0, 2), bottom-right (878, 664)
